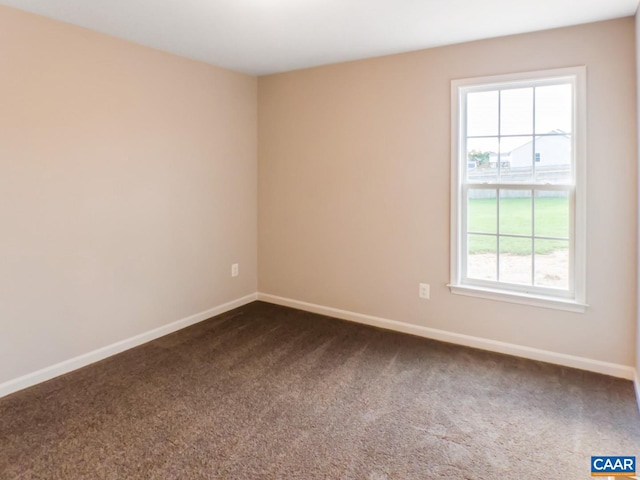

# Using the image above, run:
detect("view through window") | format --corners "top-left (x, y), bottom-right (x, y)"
top-left (451, 68), bottom-right (586, 309)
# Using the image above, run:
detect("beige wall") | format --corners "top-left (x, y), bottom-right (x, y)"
top-left (1, 6), bottom-right (637, 389)
top-left (636, 10), bottom-right (640, 378)
top-left (0, 6), bottom-right (257, 385)
top-left (258, 18), bottom-right (638, 367)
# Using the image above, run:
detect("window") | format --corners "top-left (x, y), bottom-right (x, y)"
top-left (449, 67), bottom-right (586, 312)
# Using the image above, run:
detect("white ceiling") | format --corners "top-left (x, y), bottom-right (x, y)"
top-left (1, 0), bottom-right (638, 76)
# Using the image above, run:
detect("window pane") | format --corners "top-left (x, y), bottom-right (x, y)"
top-left (535, 84), bottom-right (572, 135)
top-left (534, 134), bottom-right (572, 184)
top-left (534, 192), bottom-right (569, 239)
top-left (467, 90), bottom-right (498, 137)
top-left (499, 136), bottom-right (533, 183)
top-left (455, 69), bottom-right (583, 303)
top-left (467, 234), bottom-right (497, 281)
top-left (499, 190), bottom-right (532, 236)
top-left (535, 239), bottom-right (569, 289)
top-left (500, 88), bottom-right (533, 136)
top-left (468, 189), bottom-right (497, 234)
top-left (467, 137), bottom-right (499, 182)
top-left (499, 237), bottom-right (532, 285)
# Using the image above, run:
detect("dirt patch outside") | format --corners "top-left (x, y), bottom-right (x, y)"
top-left (468, 249), bottom-right (568, 289)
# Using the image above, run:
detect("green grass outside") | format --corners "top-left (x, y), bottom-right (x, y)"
top-left (468, 196), bottom-right (569, 255)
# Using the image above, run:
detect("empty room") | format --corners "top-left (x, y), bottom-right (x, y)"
top-left (1, 0), bottom-right (640, 478)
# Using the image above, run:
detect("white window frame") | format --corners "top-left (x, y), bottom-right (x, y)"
top-left (449, 67), bottom-right (587, 313)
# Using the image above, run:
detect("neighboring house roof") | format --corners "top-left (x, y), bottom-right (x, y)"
top-left (484, 130), bottom-right (570, 156)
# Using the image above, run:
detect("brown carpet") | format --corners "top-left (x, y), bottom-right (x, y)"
top-left (1, 301), bottom-right (639, 479)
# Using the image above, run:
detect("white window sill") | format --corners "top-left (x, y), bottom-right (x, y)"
top-left (447, 284), bottom-right (588, 313)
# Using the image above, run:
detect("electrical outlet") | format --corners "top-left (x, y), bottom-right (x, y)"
top-left (231, 263), bottom-right (239, 277)
top-left (419, 283), bottom-right (430, 299)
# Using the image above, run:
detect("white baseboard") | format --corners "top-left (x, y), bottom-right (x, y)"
top-left (635, 371), bottom-right (640, 414)
top-left (3, 292), bottom-right (634, 400)
top-left (0, 293), bottom-right (258, 399)
top-left (257, 293), bottom-right (636, 381)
